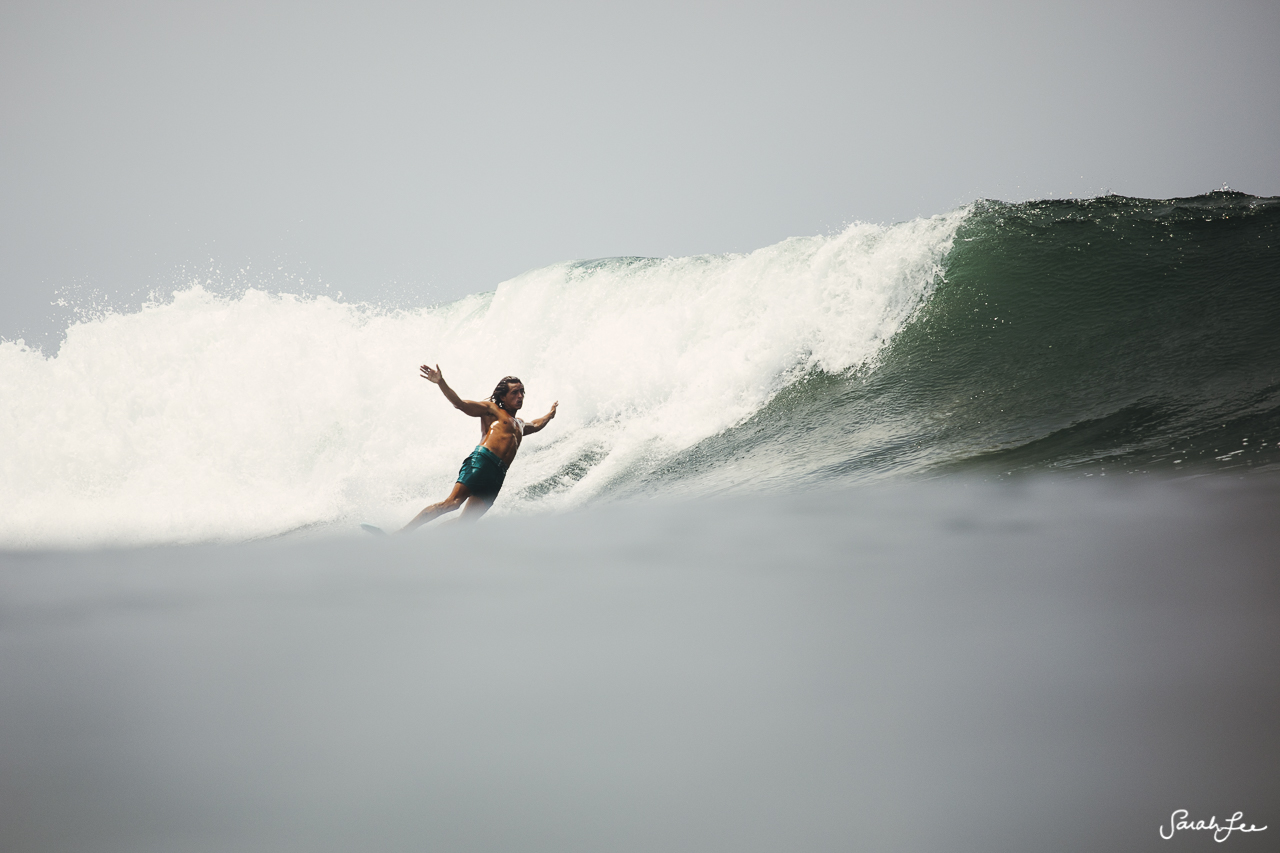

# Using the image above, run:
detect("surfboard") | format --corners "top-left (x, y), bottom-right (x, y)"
top-left (360, 523), bottom-right (388, 536)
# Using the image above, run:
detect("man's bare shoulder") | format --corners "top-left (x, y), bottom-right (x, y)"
top-left (480, 401), bottom-right (516, 426)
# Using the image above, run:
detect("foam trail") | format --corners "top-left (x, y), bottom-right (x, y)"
top-left (0, 211), bottom-right (965, 547)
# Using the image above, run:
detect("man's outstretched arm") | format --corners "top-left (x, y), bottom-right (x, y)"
top-left (521, 401), bottom-right (559, 434)
top-left (420, 364), bottom-right (494, 418)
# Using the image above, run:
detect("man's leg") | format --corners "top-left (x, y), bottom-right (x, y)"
top-left (458, 495), bottom-right (494, 522)
top-left (399, 482), bottom-right (473, 533)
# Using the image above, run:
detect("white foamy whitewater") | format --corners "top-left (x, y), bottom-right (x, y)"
top-left (1, 211), bottom-right (966, 547)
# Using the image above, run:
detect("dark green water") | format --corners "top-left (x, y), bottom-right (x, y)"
top-left (621, 192), bottom-right (1280, 496)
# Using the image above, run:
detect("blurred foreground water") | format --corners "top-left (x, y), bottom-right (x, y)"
top-left (2, 475), bottom-right (1277, 853)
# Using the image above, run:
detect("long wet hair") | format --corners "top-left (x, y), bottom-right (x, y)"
top-left (489, 376), bottom-right (523, 411)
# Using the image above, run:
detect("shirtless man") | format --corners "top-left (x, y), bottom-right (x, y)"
top-left (398, 365), bottom-right (557, 532)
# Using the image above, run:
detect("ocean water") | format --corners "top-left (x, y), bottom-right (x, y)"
top-left (3, 193), bottom-right (1279, 851)
top-left (4, 191), bottom-right (1277, 548)
top-left (2, 478), bottom-right (1278, 853)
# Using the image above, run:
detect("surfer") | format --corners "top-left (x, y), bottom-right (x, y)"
top-left (398, 365), bottom-right (557, 532)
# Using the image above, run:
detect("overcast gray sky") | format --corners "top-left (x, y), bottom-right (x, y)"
top-left (3, 0), bottom-right (1278, 348)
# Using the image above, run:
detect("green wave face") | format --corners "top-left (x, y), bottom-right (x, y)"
top-left (920, 192), bottom-right (1280, 474)
top-left (622, 192), bottom-right (1280, 495)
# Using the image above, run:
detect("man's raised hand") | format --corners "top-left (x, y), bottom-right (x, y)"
top-left (420, 364), bottom-right (443, 384)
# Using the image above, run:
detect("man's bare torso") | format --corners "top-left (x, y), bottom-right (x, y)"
top-left (480, 410), bottom-right (523, 466)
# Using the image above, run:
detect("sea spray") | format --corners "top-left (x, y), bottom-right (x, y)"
top-left (1, 211), bottom-right (965, 547)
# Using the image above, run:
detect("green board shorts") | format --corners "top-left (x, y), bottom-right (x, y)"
top-left (456, 445), bottom-right (507, 500)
